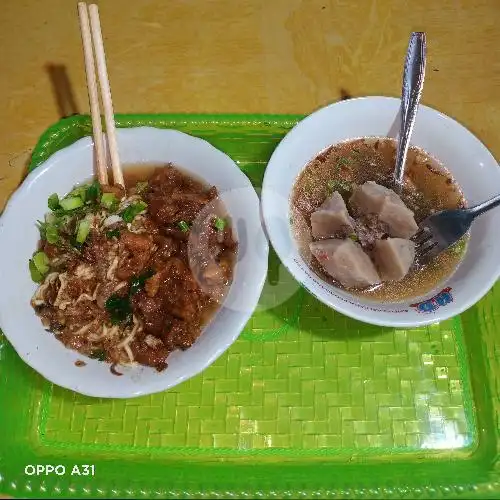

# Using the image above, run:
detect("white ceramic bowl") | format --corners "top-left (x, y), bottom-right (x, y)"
top-left (0, 127), bottom-right (268, 398)
top-left (262, 96), bottom-right (500, 327)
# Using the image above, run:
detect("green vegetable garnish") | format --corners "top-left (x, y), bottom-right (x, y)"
top-left (101, 192), bottom-right (118, 211)
top-left (339, 180), bottom-right (354, 191)
top-left (349, 233), bottom-right (359, 242)
top-left (32, 251), bottom-right (49, 275)
top-left (29, 259), bottom-right (43, 283)
top-left (130, 268), bottom-right (155, 296)
top-left (106, 228), bottom-right (121, 239)
top-left (59, 196), bottom-right (84, 211)
top-left (86, 181), bottom-right (101, 203)
top-left (178, 221), bottom-right (190, 232)
top-left (53, 213), bottom-right (73, 234)
top-left (105, 294), bottom-right (133, 325)
top-left (48, 193), bottom-right (60, 211)
top-left (37, 221), bottom-right (47, 240)
top-left (327, 180), bottom-right (353, 194)
top-left (336, 157), bottom-right (350, 169)
top-left (121, 201), bottom-right (147, 223)
top-left (135, 181), bottom-right (149, 194)
top-left (214, 217), bottom-right (226, 231)
top-left (106, 268), bottom-right (158, 323)
top-left (89, 349), bottom-right (107, 361)
top-left (45, 212), bottom-right (57, 225)
top-left (45, 225), bottom-right (59, 245)
top-left (75, 218), bottom-right (91, 244)
top-left (69, 185), bottom-right (87, 203)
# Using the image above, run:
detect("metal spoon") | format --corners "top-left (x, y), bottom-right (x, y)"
top-left (393, 32), bottom-right (427, 192)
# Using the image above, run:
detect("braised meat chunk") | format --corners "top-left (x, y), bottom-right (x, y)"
top-left (146, 165), bottom-right (218, 225)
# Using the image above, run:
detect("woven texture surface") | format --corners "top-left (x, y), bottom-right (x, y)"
top-left (41, 309), bottom-right (472, 454)
top-left (4, 114), bottom-right (500, 499)
top-left (34, 115), bottom-right (474, 457)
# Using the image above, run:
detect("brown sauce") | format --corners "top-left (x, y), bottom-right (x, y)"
top-left (290, 138), bottom-right (467, 303)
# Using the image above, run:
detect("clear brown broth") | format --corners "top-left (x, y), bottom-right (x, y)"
top-left (290, 138), bottom-right (467, 303)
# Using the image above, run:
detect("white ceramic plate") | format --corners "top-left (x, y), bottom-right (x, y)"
top-left (262, 96), bottom-right (500, 327)
top-left (0, 127), bottom-right (268, 398)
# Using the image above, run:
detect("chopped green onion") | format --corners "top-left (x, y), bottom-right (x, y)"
top-left (32, 251), bottom-right (49, 275)
top-left (45, 212), bottom-right (57, 225)
top-left (121, 201), bottom-right (147, 223)
top-left (135, 181), bottom-right (149, 194)
top-left (86, 181), bottom-right (101, 203)
top-left (36, 221), bottom-right (47, 240)
top-left (48, 193), bottom-right (60, 211)
top-left (101, 192), bottom-right (118, 211)
top-left (327, 180), bottom-right (353, 194)
top-left (76, 218), bottom-right (91, 244)
top-left (60, 196), bottom-right (84, 211)
top-left (339, 181), bottom-right (354, 191)
top-left (178, 221), bottom-right (190, 232)
top-left (29, 259), bottom-right (43, 283)
top-left (105, 294), bottom-right (132, 325)
top-left (214, 217), bottom-right (226, 231)
top-left (55, 214), bottom-right (73, 233)
top-left (348, 233), bottom-right (359, 242)
top-left (336, 157), bottom-right (350, 169)
top-left (45, 225), bottom-right (59, 244)
top-left (106, 228), bottom-right (121, 239)
top-left (130, 268), bottom-right (155, 296)
top-left (69, 185), bottom-right (87, 203)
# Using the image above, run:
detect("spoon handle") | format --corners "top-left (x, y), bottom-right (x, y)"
top-left (393, 32), bottom-right (427, 190)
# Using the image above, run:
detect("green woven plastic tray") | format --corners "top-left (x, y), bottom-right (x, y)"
top-left (1, 113), bottom-right (500, 499)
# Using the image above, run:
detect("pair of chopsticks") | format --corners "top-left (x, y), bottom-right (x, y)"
top-left (77, 2), bottom-right (124, 187)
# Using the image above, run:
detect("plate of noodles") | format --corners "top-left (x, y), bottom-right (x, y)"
top-left (0, 127), bottom-right (268, 398)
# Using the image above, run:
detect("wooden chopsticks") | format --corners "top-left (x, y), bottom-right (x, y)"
top-left (77, 2), bottom-right (124, 187)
